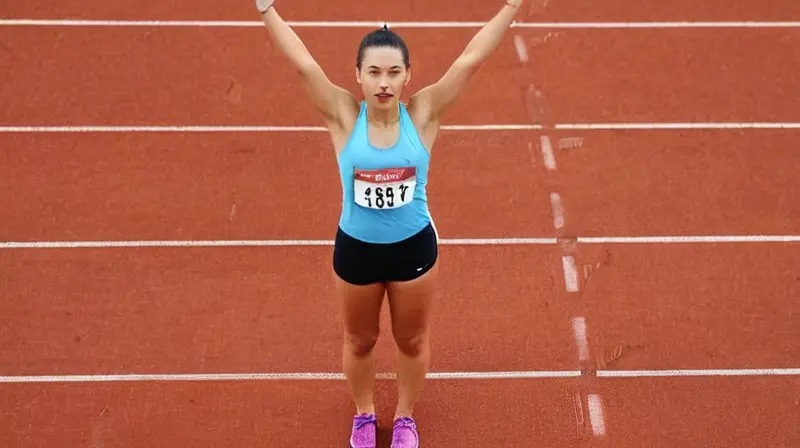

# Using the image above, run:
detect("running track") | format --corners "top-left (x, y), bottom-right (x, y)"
top-left (1, 0), bottom-right (799, 446)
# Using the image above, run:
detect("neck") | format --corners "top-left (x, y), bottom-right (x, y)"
top-left (367, 103), bottom-right (400, 126)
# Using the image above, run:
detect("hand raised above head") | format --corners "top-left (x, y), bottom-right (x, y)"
top-left (256, 0), bottom-right (275, 14)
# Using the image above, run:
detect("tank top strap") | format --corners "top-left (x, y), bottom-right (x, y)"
top-left (399, 102), bottom-right (427, 152)
top-left (355, 100), bottom-right (367, 128)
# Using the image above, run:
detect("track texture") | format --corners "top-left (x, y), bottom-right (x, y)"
top-left (1, 1), bottom-right (799, 447)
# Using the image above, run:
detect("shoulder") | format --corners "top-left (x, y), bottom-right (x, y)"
top-left (406, 87), bottom-right (435, 125)
top-left (326, 94), bottom-right (363, 154)
top-left (405, 90), bottom-right (441, 150)
top-left (323, 89), bottom-right (361, 132)
top-left (329, 88), bottom-right (362, 129)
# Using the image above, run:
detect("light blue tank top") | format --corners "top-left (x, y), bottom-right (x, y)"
top-left (336, 101), bottom-right (432, 244)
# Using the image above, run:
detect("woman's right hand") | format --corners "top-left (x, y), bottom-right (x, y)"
top-left (256, 0), bottom-right (275, 14)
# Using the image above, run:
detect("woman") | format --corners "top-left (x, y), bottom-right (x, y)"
top-left (255, 1), bottom-right (525, 446)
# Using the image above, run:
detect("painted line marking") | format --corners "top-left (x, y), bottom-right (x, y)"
top-left (598, 368), bottom-right (800, 377)
top-left (2, 235), bottom-right (798, 249)
top-left (0, 125), bottom-right (331, 133)
top-left (572, 317), bottom-right (590, 361)
top-left (529, 31), bottom-right (564, 48)
top-left (513, 34), bottom-right (529, 62)
top-left (0, 125), bottom-right (536, 133)
top-left (562, 255), bottom-right (580, 292)
top-left (555, 123), bottom-right (800, 130)
top-left (578, 235), bottom-right (800, 243)
top-left (0, 370), bottom-right (582, 383)
top-left (0, 238), bottom-right (558, 249)
top-left (3, 123), bottom-right (800, 133)
top-left (540, 135), bottom-right (557, 170)
top-left (558, 137), bottom-right (585, 150)
top-left (3, 368), bottom-right (799, 383)
top-left (549, 192), bottom-right (565, 230)
top-left (587, 394), bottom-right (606, 436)
top-left (2, 19), bottom-right (800, 28)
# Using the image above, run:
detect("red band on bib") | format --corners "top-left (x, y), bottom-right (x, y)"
top-left (354, 167), bottom-right (416, 183)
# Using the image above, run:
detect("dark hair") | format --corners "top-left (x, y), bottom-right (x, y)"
top-left (356, 24), bottom-right (410, 70)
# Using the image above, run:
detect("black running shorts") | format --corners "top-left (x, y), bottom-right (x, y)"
top-left (333, 223), bottom-right (438, 286)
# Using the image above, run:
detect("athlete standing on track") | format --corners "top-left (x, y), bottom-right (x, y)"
top-left (255, 1), bottom-right (524, 446)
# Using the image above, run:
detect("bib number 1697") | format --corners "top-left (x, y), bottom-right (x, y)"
top-left (353, 167), bottom-right (417, 210)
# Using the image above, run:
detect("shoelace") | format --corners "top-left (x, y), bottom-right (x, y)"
top-left (394, 417), bottom-right (415, 427)
top-left (354, 414), bottom-right (377, 430)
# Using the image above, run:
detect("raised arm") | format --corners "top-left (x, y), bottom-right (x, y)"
top-left (410, 0), bottom-right (523, 123)
top-left (256, 0), bottom-right (356, 124)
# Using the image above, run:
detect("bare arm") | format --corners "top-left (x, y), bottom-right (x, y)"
top-left (256, 0), bottom-right (355, 123)
top-left (410, 0), bottom-right (523, 122)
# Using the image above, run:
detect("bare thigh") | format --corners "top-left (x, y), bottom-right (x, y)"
top-left (386, 262), bottom-right (439, 345)
top-left (335, 275), bottom-right (386, 351)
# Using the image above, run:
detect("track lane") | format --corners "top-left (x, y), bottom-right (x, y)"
top-left (574, 244), bottom-right (799, 371)
top-left (549, 130), bottom-right (800, 237)
top-left (1, 28), bottom-right (798, 126)
top-left (0, 132), bottom-right (553, 242)
top-left (0, 378), bottom-right (579, 447)
top-left (2, 0), bottom-right (798, 22)
top-left (594, 376), bottom-right (800, 447)
top-left (0, 245), bottom-right (576, 376)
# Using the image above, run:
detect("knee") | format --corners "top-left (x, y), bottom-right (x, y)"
top-left (344, 331), bottom-right (379, 357)
top-left (393, 330), bottom-right (429, 358)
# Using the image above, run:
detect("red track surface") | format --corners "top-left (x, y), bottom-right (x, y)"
top-left (1, 28), bottom-right (799, 125)
top-left (0, 246), bottom-right (577, 375)
top-left (4, 0), bottom-right (800, 21)
top-left (598, 377), bottom-right (800, 447)
top-left (577, 244), bottom-right (800, 369)
top-left (3, 379), bottom-right (582, 447)
top-left (552, 130), bottom-right (800, 236)
top-left (1, 1), bottom-right (799, 447)
top-left (0, 132), bottom-right (554, 241)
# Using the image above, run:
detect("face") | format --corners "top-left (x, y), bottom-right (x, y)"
top-left (356, 46), bottom-right (411, 110)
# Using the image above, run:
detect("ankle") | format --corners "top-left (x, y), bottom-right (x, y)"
top-left (393, 409), bottom-right (413, 420)
top-left (356, 405), bottom-right (376, 415)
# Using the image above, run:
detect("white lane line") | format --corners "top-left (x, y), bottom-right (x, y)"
top-left (0, 125), bottom-right (536, 133)
top-left (3, 235), bottom-right (798, 249)
top-left (555, 123), bottom-right (800, 130)
top-left (2, 19), bottom-right (800, 28)
top-left (562, 256), bottom-right (580, 292)
top-left (4, 368), bottom-right (797, 383)
top-left (549, 192), bottom-right (565, 230)
top-left (587, 394), bottom-right (607, 437)
top-left (572, 317), bottom-right (590, 361)
top-left (0, 125), bottom-right (331, 133)
top-left (513, 34), bottom-right (529, 62)
top-left (0, 238), bottom-right (558, 249)
top-left (3, 123), bottom-right (800, 133)
top-left (0, 370), bottom-right (582, 383)
top-left (578, 235), bottom-right (800, 243)
top-left (540, 135), bottom-right (557, 170)
top-left (598, 368), bottom-right (800, 377)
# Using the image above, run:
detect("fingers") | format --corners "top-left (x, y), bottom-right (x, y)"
top-left (256, 0), bottom-right (275, 14)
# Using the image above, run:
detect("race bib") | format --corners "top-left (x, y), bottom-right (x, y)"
top-left (353, 167), bottom-right (416, 210)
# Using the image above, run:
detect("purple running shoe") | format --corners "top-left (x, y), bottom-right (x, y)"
top-left (350, 413), bottom-right (377, 448)
top-left (391, 417), bottom-right (419, 448)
